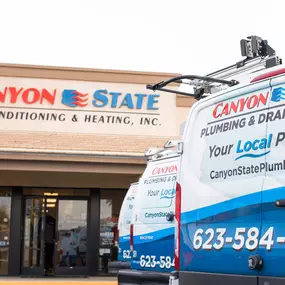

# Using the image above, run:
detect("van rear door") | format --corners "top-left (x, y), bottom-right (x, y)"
top-left (118, 182), bottom-right (138, 262)
top-left (178, 79), bottom-right (270, 277)
top-left (131, 155), bottom-right (180, 272)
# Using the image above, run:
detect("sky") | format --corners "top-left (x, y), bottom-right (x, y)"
top-left (0, 0), bottom-right (283, 76)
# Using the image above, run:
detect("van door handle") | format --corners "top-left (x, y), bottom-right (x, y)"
top-left (275, 200), bottom-right (285, 207)
top-left (166, 212), bottom-right (174, 222)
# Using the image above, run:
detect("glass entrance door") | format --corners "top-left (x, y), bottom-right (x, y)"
top-left (21, 197), bottom-right (46, 276)
top-left (21, 196), bottom-right (89, 276)
top-left (55, 199), bottom-right (88, 276)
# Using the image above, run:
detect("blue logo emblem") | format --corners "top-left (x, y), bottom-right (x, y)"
top-left (271, 87), bottom-right (285, 102)
top-left (61, 90), bottom-right (88, 107)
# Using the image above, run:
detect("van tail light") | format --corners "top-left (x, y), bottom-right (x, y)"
top-left (116, 229), bottom-right (119, 245)
top-left (130, 224), bottom-right (134, 251)
top-left (174, 182), bottom-right (181, 270)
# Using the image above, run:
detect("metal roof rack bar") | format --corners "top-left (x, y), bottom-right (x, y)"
top-left (146, 75), bottom-right (239, 99)
top-left (146, 35), bottom-right (282, 100)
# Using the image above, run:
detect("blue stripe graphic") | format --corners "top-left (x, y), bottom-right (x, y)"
top-left (160, 195), bottom-right (175, 199)
top-left (181, 186), bottom-right (285, 224)
top-left (235, 150), bottom-right (271, 161)
top-left (132, 186), bottom-right (285, 242)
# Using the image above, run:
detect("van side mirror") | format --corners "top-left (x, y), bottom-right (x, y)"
top-left (166, 212), bottom-right (174, 222)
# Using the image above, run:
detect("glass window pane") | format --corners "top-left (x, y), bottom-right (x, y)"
top-left (99, 189), bottom-right (127, 273)
top-left (22, 198), bottom-right (44, 268)
top-left (57, 200), bottom-right (88, 268)
top-left (0, 188), bottom-right (11, 275)
top-left (0, 197), bottom-right (11, 244)
top-left (0, 247), bottom-right (9, 275)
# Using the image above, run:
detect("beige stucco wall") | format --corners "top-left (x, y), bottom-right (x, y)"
top-left (0, 170), bottom-right (139, 188)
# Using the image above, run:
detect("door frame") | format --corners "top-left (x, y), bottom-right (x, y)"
top-left (54, 197), bottom-right (89, 276)
top-left (19, 188), bottom-right (99, 277)
top-left (20, 196), bottom-right (47, 276)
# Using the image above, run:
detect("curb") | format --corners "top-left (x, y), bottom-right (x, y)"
top-left (0, 280), bottom-right (118, 285)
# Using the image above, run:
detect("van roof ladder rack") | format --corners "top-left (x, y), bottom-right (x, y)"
top-left (146, 35), bottom-right (282, 100)
top-left (147, 75), bottom-right (239, 99)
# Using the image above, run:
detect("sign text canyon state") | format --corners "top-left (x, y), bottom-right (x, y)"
top-left (0, 87), bottom-right (160, 110)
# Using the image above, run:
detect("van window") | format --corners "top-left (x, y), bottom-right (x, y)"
top-left (134, 158), bottom-right (178, 225)
top-left (184, 83), bottom-right (270, 200)
top-left (120, 184), bottom-right (137, 228)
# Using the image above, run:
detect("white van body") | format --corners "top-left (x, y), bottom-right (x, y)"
top-left (130, 150), bottom-right (181, 273)
top-left (108, 182), bottom-right (139, 275)
top-left (172, 65), bottom-right (285, 285)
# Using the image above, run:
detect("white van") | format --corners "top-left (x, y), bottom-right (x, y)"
top-left (118, 145), bottom-right (182, 284)
top-left (146, 36), bottom-right (285, 285)
top-left (108, 182), bottom-right (139, 274)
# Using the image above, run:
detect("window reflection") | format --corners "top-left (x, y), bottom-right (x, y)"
top-left (0, 196), bottom-right (11, 246)
top-left (99, 189), bottom-right (126, 274)
top-left (0, 188), bottom-right (11, 275)
top-left (57, 200), bottom-right (88, 268)
top-left (22, 198), bottom-right (44, 269)
top-left (0, 248), bottom-right (9, 275)
top-left (100, 199), bottom-right (116, 247)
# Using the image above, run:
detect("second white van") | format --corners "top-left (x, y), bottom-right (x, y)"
top-left (108, 182), bottom-right (139, 274)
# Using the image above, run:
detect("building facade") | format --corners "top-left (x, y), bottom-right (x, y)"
top-left (0, 64), bottom-right (195, 277)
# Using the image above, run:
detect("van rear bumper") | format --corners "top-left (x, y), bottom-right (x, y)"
top-left (169, 270), bottom-right (258, 285)
top-left (169, 271), bottom-right (285, 285)
top-left (107, 261), bottom-right (131, 275)
top-left (117, 269), bottom-right (171, 285)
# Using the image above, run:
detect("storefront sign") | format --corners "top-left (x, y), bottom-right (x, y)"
top-left (0, 77), bottom-right (177, 136)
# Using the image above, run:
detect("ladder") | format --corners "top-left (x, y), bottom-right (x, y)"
top-left (146, 35), bottom-right (282, 100)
